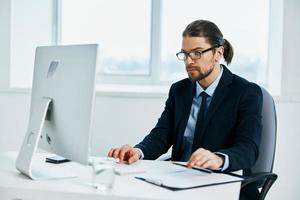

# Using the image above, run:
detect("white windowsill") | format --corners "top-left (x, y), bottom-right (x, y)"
top-left (95, 84), bottom-right (169, 98)
top-left (1, 85), bottom-right (300, 102)
top-left (0, 84), bottom-right (170, 99)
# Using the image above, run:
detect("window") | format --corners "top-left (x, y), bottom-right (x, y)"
top-left (60, 0), bottom-right (269, 86)
top-left (61, 0), bottom-right (151, 77)
top-left (160, 0), bottom-right (269, 84)
top-left (9, 0), bottom-right (282, 95)
top-left (9, 0), bottom-right (53, 88)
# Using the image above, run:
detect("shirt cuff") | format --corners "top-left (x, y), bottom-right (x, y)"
top-left (135, 148), bottom-right (144, 159)
top-left (215, 152), bottom-right (229, 171)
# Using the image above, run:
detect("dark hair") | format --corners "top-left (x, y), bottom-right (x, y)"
top-left (182, 19), bottom-right (234, 65)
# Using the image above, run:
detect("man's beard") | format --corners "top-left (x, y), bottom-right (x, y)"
top-left (187, 65), bottom-right (215, 81)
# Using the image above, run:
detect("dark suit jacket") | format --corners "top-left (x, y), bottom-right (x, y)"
top-left (135, 65), bottom-right (262, 173)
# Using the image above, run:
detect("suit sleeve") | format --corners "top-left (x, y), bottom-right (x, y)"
top-left (219, 84), bottom-right (263, 172)
top-left (134, 84), bottom-right (175, 160)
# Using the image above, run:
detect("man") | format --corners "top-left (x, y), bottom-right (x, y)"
top-left (108, 19), bottom-right (262, 199)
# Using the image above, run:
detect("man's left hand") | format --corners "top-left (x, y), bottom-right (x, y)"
top-left (187, 148), bottom-right (224, 170)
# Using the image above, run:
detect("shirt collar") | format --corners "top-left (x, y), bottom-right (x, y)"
top-left (195, 66), bottom-right (224, 98)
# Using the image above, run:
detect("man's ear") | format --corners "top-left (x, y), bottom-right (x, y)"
top-left (215, 46), bottom-right (224, 62)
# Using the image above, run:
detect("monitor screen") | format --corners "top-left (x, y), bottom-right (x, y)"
top-left (16, 44), bottom-right (98, 179)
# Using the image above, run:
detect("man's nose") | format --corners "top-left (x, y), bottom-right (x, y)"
top-left (185, 56), bottom-right (194, 65)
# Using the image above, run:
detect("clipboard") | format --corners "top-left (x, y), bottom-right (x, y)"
top-left (135, 166), bottom-right (244, 191)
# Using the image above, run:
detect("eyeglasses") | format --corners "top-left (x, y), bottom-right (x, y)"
top-left (176, 45), bottom-right (220, 61)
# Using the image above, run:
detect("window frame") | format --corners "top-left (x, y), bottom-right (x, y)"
top-left (7, 0), bottom-right (281, 96)
top-left (54, 0), bottom-right (164, 86)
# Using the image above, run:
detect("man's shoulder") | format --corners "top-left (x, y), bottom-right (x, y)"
top-left (166, 78), bottom-right (193, 97)
top-left (220, 65), bottom-right (262, 97)
top-left (171, 78), bottom-right (192, 89)
top-left (230, 73), bottom-right (262, 96)
top-left (219, 65), bottom-right (260, 92)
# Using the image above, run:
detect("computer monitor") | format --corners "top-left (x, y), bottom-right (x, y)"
top-left (16, 44), bottom-right (98, 180)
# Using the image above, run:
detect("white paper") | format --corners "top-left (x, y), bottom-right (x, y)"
top-left (136, 168), bottom-right (243, 189)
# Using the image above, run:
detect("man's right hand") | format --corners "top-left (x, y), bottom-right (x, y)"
top-left (108, 144), bottom-right (141, 164)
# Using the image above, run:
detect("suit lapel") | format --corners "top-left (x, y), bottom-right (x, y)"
top-left (174, 81), bottom-right (195, 159)
top-left (180, 81), bottom-right (195, 129)
top-left (200, 66), bottom-right (233, 137)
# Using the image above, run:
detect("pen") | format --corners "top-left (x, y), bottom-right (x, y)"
top-left (172, 162), bottom-right (212, 174)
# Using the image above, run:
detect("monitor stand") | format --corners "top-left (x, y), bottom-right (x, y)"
top-left (16, 97), bottom-right (76, 180)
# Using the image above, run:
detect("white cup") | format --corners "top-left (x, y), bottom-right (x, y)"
top-left (90, 157), bottom-right (116, 190)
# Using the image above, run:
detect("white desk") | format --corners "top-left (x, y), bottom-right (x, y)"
top-left (0, 152), bottom-right (241, 200)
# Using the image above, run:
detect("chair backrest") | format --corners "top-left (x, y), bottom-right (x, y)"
top-left (251, 86), bottom-right (277, 173)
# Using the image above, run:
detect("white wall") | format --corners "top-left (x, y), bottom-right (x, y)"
top-left (90, 94), bottom-right (166, 156)
top-left (269, 100), bottom-right (300, 200)
top-left (0, 0), bottom-right (299, 199)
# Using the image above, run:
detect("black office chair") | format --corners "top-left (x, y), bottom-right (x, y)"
top-left (240, 86), bottom-right (278, 200)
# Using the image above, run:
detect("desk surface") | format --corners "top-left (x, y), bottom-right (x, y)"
top-left (0, 152), bottom-right (240, 200)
